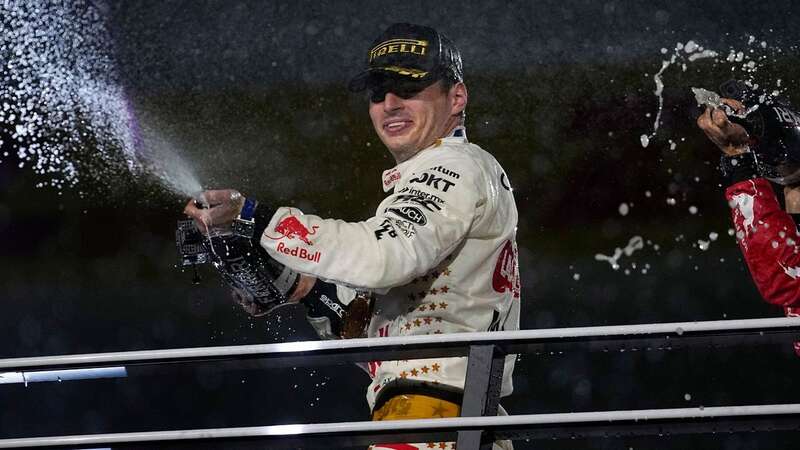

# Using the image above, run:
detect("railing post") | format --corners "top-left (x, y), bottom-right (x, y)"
top-left (457, 344), bottom-right (506, 450)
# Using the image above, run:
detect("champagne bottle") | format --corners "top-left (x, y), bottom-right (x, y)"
top-left (720, 80), bottom-right (800, 184)
top-left (206, 232), bottom-right (299, 311)
top-left (177, 197), bottom-right (299, 314)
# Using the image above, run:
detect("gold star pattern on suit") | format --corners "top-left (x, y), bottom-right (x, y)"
top-left (440, 285), bottom-right (450, 293)
top-left (432, 363), bottom-right (441, 372)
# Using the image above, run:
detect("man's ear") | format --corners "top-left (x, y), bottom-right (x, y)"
top-left (450, 82), bottom-right (468, 116)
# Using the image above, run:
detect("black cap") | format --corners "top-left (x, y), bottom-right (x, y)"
top-left (348, 23), bottom-right (463, 92)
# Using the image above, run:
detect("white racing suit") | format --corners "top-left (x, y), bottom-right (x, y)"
top-left (261, 128), bottom-right (520, 449)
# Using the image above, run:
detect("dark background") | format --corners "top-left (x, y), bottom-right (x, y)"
top-left (2, 1), bottom-right (800, 448)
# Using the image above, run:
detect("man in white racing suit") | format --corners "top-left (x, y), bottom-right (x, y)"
top-left (185, 23), bottom-right (519, 450)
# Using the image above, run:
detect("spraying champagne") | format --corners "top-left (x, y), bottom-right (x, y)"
top-left (176, 191), bottom-right (299, 315)
top-left (718, 80), bottom-right (800, 184)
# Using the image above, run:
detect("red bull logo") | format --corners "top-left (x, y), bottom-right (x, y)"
top-left (276, 242), bottom-right (321, 263)
top-left (265, 214), bottom-right (319, 245)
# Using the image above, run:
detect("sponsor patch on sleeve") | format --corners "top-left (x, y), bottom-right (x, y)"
top-left (374, 219), bottom-right (398, 240)
top-left (386, 206), bottom-right (427, 226)
top-left (390, 194), bottom-right (442, 212)
top-left (382, 168), bottom-right (402, 192)
top-left (392, 219), bottom-right (416, 238)
top-left (374, 218), bottom-right (417, 240)
top-left (264, 213), bottom-right (319, 245)
top-left (409, 171), bottom-right (457, 192)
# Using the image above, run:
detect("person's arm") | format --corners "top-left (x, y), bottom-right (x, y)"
top-left (260, 152), bottom-right (485, 290)
top-left (183, 191), bottom-right (372, 335)
top-left (184, 151), bottom-right (484, 297)
top-left (785, 184), bottom-right (800, 313)
top-left (698, 98), bottom-right (800, 309)
top-left (726, 178), bottom-right (800, 308)
top-left (784, 186), bottom-right (800, 215)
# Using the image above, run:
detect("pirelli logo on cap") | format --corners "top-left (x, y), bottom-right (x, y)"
top-left (369, 38), bottom-right (428, 62)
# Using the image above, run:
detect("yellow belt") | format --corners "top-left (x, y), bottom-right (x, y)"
top-left (372, 394), bottom-right (461, 421)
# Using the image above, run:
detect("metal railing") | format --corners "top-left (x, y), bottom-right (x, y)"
top-left (2, 317), bottom-right (800, 449)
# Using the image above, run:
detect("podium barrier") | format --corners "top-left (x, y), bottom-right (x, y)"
top-left (2, 317), bottom-right (800, 449)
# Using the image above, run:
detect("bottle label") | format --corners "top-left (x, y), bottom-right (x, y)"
top-left (773, 107), bottom-right (800, 127)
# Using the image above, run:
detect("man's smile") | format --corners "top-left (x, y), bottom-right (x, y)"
top-left (383, 119), bottom-right (414, 135)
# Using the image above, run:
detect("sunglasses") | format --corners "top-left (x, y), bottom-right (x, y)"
top-left (367, 77), bottom-right (437, 103)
